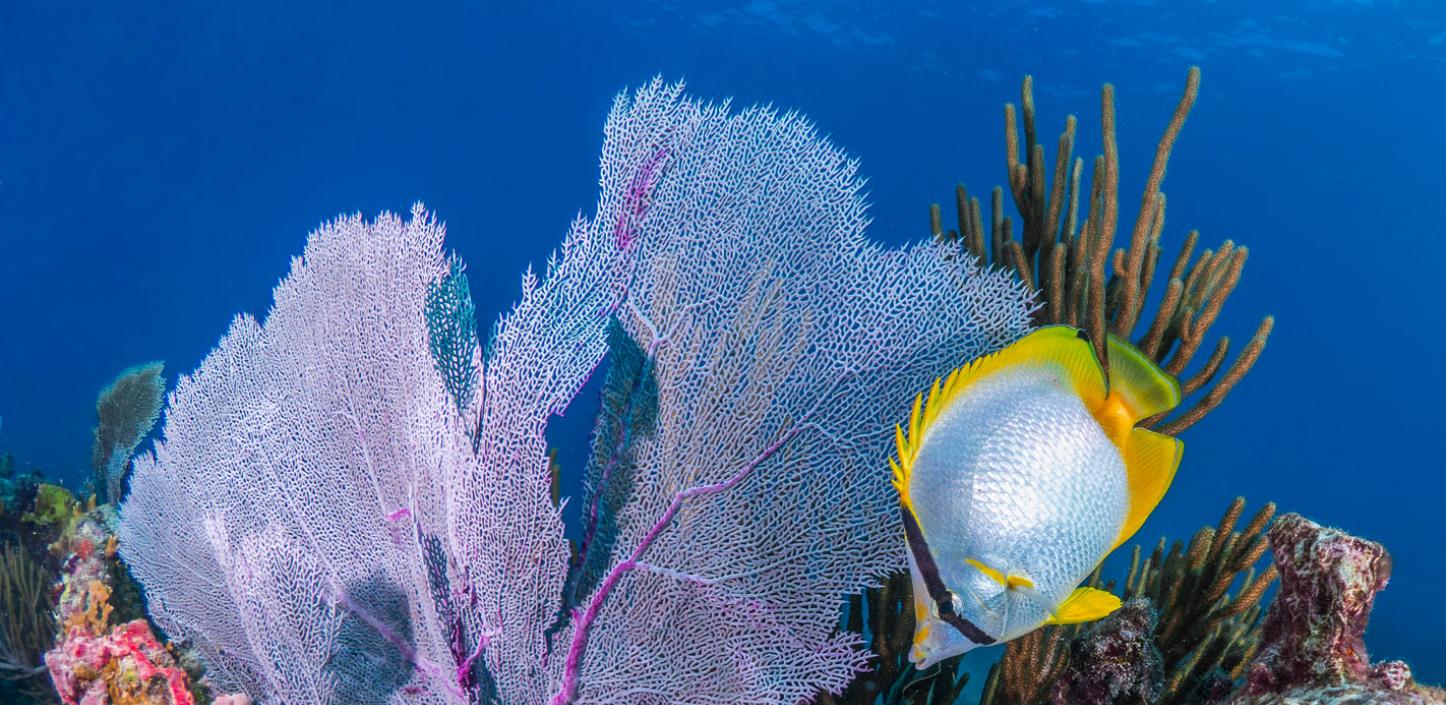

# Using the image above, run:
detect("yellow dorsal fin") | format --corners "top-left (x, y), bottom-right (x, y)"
top-left (1104, 335), bottom-right (1181, 422)
top-left (1043, 587), bottom-right (1122, 625)
top-left (891, 326), bottom-right (1106, 506)
top-left (1113, 427), bottom-right (1184, 549)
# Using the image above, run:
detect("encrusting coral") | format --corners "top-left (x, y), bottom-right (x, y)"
top-left (42, 508), bottom-right (232, 705)
top-left (1225, 514), bottom-right (1444, 705)
top-left (1046, 598), bottom-right (1162, 705)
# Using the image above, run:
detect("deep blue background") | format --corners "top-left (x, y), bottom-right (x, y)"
top-left (3, 0), bottom-right (1442, 686)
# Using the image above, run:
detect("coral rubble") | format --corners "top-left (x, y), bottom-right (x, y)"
top-left (1226, 514), bottom-right (1444, 705)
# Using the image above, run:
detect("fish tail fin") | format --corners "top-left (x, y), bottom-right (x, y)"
top-left (1100, 335), bottom-right (1185, 549)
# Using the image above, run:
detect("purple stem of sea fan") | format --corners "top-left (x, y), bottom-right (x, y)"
top-left (547, 379), bottom-right (839, 705)
top-left (613, 147), bottom-right (668, 250)
top-left (455, 624), bottom-right (491, 689)
top-left (334, 580), bottom-right (466, 700)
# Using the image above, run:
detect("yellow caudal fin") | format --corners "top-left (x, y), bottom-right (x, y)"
top-left (1113, 427), bottom-right (1185, 549)
top-left (892, 326), bottom-right (1107, 508)
top-left (1095, 336), bottom-right (1184, 550)
top-left (1104, 335), bottom-right (1181, 422)
top-left (1043, 587), bottom-right (1122, 625)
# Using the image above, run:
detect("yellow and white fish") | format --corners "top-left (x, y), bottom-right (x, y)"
top-left (890, 325), bottom-right (1184, 668)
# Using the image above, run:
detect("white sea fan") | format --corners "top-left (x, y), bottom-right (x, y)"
top-left (120, 207), bottom-right (477, 703)
top-left (118, 79), bottom-right (1035, 705)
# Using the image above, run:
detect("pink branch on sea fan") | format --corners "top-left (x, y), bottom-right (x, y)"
top-left (550, 383), bottom-right (838, 705)
top-left (613, 146), bottom-right (669, 251)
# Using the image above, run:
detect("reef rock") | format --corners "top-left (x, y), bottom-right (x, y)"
top-left (1227, 513), bottom-right (1443, 705)
top-left (42, 512), bottom-right (243, 705)
top-left (1050, 597), bottom-right (1164, 705)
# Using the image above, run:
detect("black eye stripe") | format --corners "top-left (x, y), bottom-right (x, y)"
top-left (899, 504), bottom-right (997, 646)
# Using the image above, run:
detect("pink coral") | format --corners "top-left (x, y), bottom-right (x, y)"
top-left (46, 620), bottom-right (195, 705)
top-left (43, 511), bottom-right (234, 705)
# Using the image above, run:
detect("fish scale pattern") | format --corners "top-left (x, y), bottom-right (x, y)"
top-left (910, 368), bottom-right (1127, 643)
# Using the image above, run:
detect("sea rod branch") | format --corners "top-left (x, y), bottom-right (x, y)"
top-left (547, 373), bottom-right (847, 705)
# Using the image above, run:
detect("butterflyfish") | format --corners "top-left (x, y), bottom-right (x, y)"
top-left (890, 325), bottom-right (1184, 667)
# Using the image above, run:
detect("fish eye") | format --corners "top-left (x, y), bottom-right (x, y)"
top-left (936, 590), bottom-right (959, 617)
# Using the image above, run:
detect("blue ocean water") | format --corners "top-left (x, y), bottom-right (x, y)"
top-left (1, 0), bottom-right (1441, 688)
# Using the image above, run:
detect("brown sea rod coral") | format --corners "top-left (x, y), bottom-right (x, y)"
top-left (972, 498), bottom-right (1276, 705)
top-left (932, 67), bottom-right (1271, 434)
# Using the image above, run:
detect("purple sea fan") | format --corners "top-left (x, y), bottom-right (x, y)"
top-left (550, 79), bottom-right (1034, 705)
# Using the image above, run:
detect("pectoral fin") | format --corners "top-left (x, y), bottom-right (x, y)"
top-left (1043, 587), bottom-right (1122, 625)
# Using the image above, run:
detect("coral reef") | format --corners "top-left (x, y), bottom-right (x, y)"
top-left (1226, 514), bottom-right (1444, 705)
top-left (25, 483), bottom-right (78, 527)
top-left (42, 511), bottom-right (224, 705)
top-left (817, 499), bottom-right (1277, 705)
top-left (1, 451), bottom-right (43, 517)
top-left (1047, 598), bottom-right (1162, 705)
top-left (1117, 498), bottom-right (1277, 704)
top-left (931, 68), bottom-right (1271, 433)
top-left (823, 70), bottom-right (1280, 705)
top-left (91, 362), bottom-right (166, 504)
top-left (972, 498), bottom-right (1276, 705)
